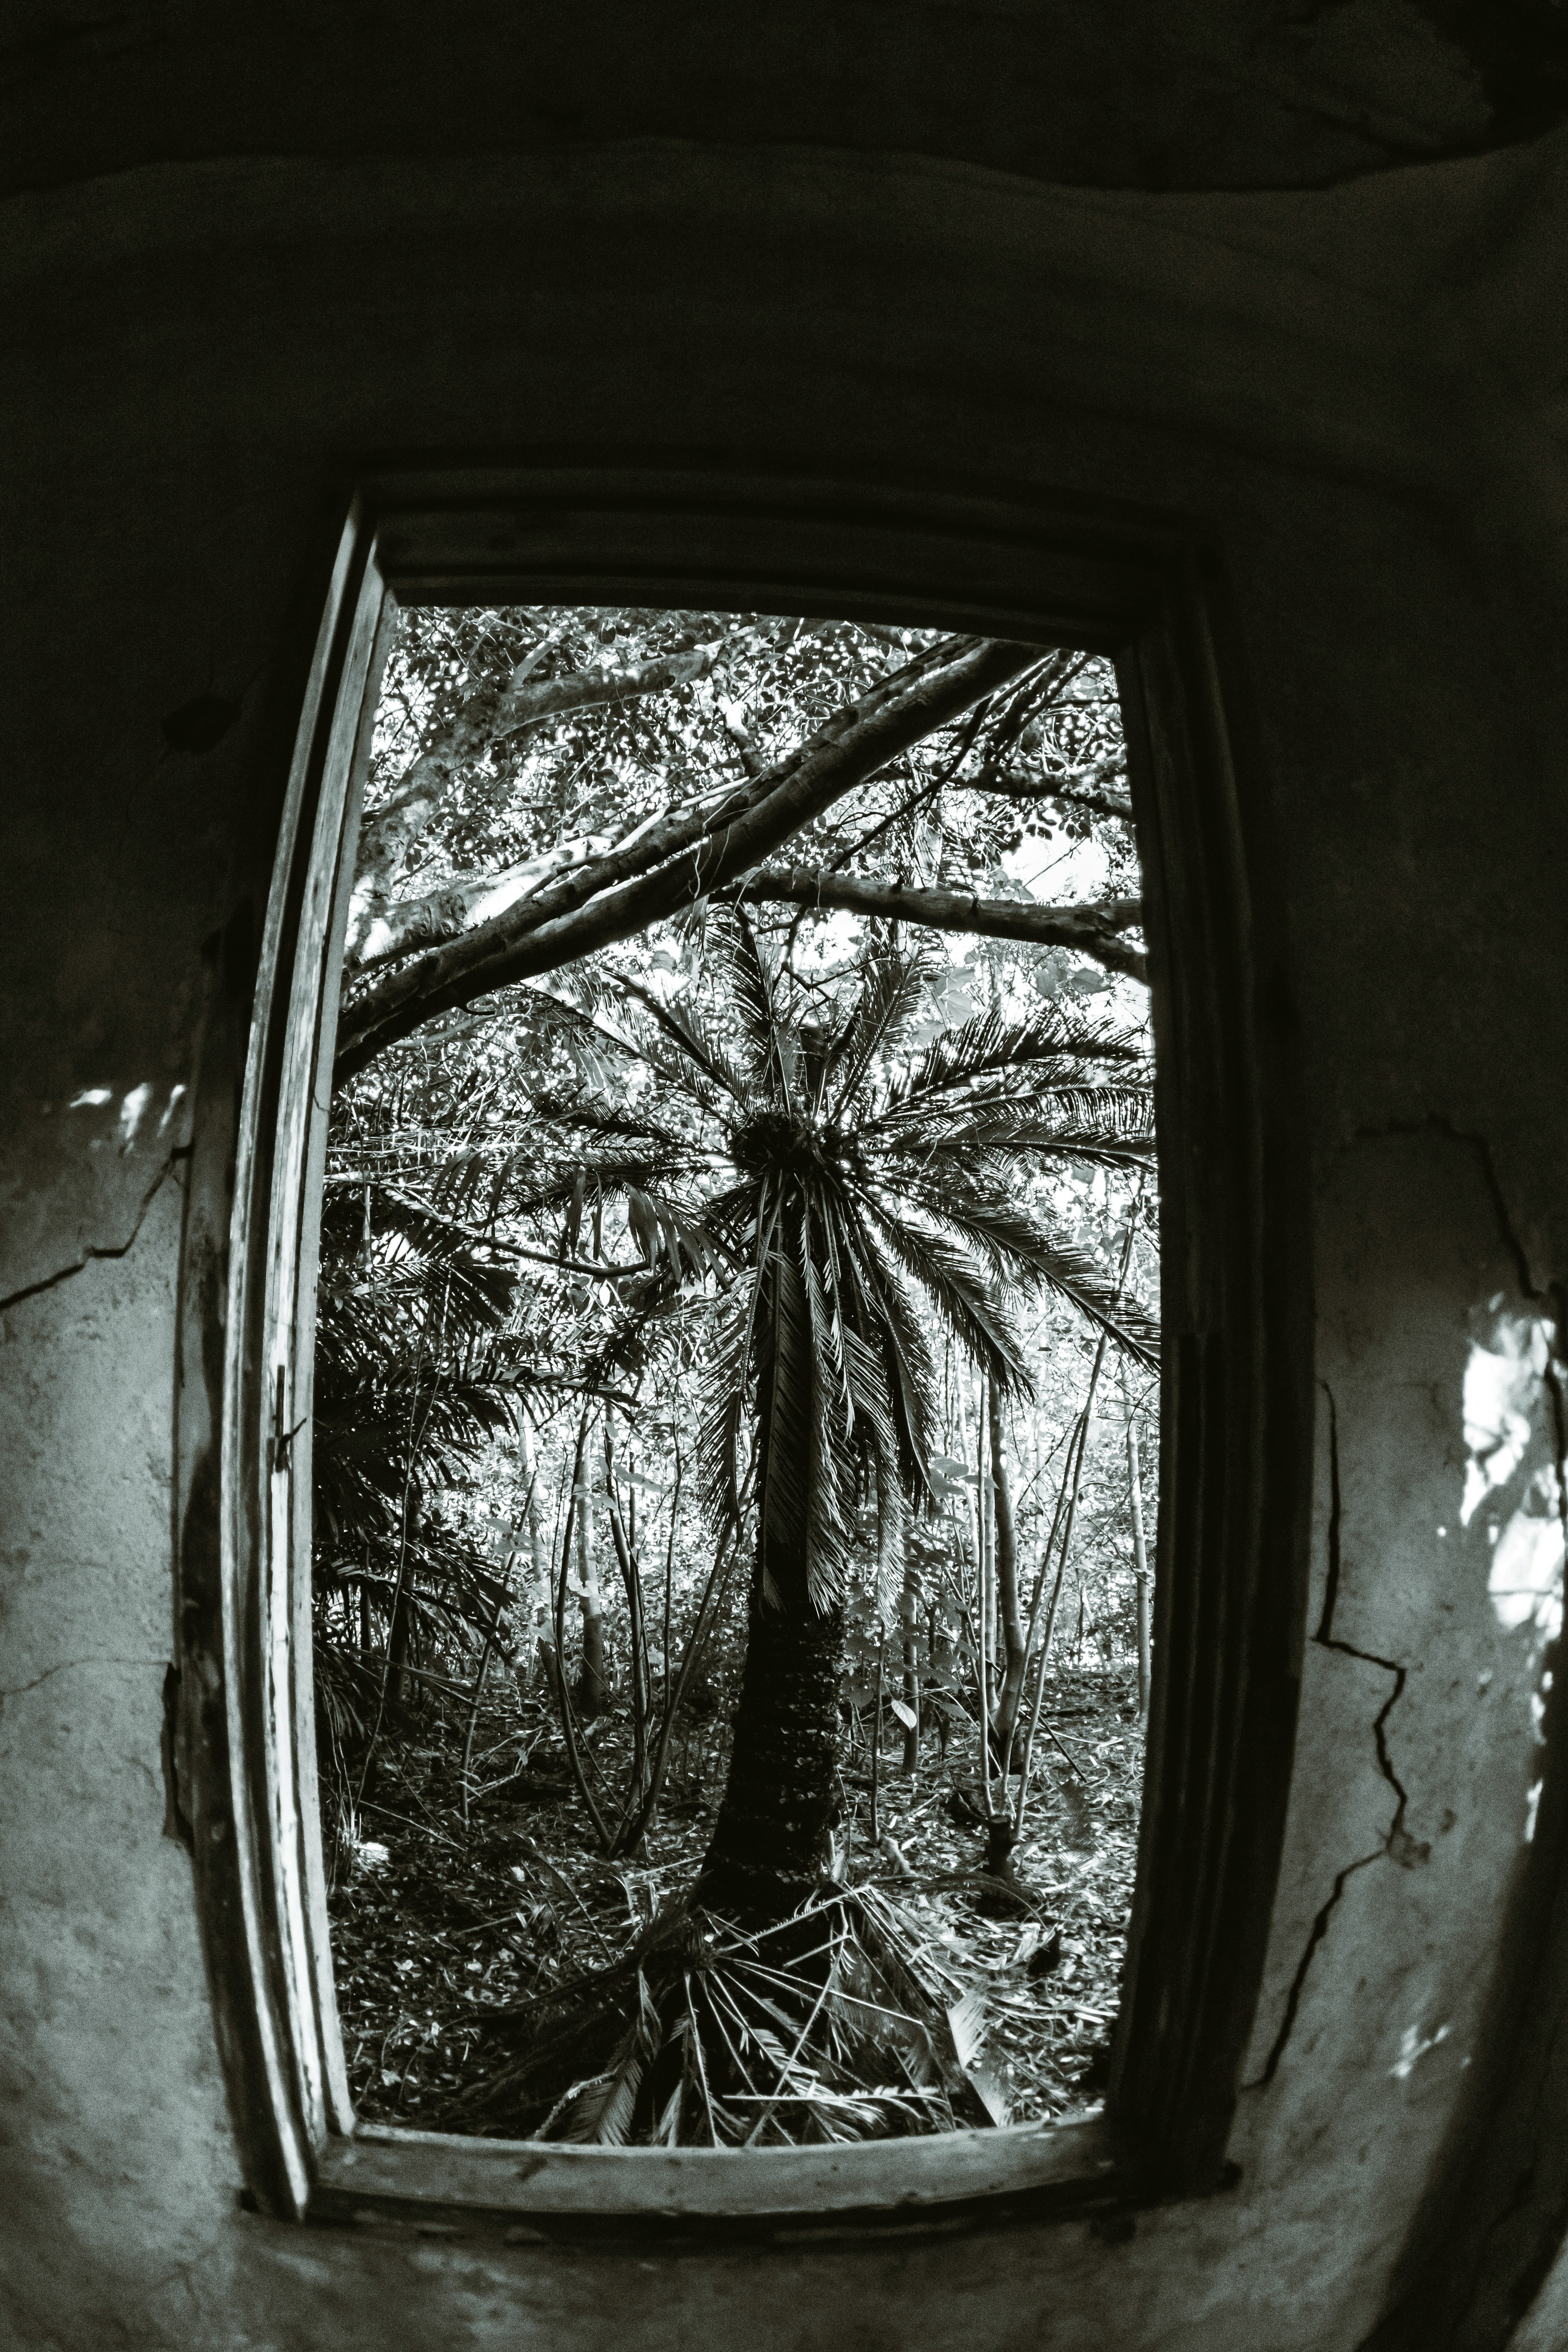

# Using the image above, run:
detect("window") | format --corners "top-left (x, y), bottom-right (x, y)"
top-left (176, 472), bottom-right (1310, 2234)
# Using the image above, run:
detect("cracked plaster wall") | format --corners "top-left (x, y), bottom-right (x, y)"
top-left (2, 65), bottom-right (1568, 2352)
top-left (1232, 1143), bottom-right (1568, 2328)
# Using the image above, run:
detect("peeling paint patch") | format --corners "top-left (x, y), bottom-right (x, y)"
top-left (1389, 2022), bottom-right (1450, 2082)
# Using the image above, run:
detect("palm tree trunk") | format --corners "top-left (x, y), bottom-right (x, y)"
top-left (699, 1587), bottom-right (843, 1917)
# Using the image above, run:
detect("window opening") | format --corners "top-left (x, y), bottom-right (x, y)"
top-left (312, 604), bottom-right (1158, 2149)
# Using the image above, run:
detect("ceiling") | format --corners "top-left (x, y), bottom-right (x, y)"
top-left (2, 0), bottom-right (1566, 202)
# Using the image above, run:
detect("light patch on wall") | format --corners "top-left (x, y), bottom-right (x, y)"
top-left (1490, 1472), bottom-right (1567, 1642)
top-left (1462, 1305), bottom-right (1546, 1528)
top-left (117, 1082), bottom-right (153, 1152)
top-left (63, 1082), bottom-right (185, 1152)
top-left (1389, 2021), bottom-right (1450, 2082)
top-left (1461, 1306), bottom-right (1566, 1643)
top-left (1532, 1678), bottom-right (1550, 1742)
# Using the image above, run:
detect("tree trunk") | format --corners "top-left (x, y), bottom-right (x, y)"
top-left (978, 1373), bottom-right (996, 1675)
top-left (511, 1415), bottom-right (549, 1701)
top-left (1125, 1383), bottom-right (1152, 1720)
top-left (604, 1416), bottom-right (650, 1807)
top-left (699, 1591), bottom-right (843, 1918)
top-left (573, 1463), bottom-right (609, 1719)
top-left (900, 1572), bottom-right (921, 1774)
top-left (387, 1587), bottom-right (412, 1707)
top-left (387, 1474), bottom-right (424, 1708)
top-left (989, 1382), bottom-right (1027, 1765)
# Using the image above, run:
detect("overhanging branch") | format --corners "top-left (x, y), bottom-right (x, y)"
top-left (334, 636), bottom-right (1040, 1083)
top-left (736, 869), bottom-right (1148, 983)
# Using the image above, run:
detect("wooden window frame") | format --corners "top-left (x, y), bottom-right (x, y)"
top-left (174, 466), bottom-right (1312, 2240)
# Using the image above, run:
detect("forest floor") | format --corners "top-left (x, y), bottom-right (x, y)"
top-left (327, 1663), bottom-right (1144, 2136)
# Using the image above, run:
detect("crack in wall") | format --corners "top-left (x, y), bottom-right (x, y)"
top-left (1353, 1116), bottom-right (1540, 1299)
top-left (0, 1147), bottom-right (187, 1315)
top-left (1252, 1125), bottom-right (1568, 2096)
top-left (0, 1655), bottom-right (167, 1719)
top-left (1247, 1381), bottom-right (1418, 2088)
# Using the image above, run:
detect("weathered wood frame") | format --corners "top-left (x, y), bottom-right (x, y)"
top-left (179, 467), bottom-right (1311, 2236)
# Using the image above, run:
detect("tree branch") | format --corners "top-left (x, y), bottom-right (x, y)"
top-left (735, 869), bottom-right (1148, 982)
top-left (345, 831), bottom-right (615, 972)
top-left (978, 757), bottom-right (1133, 823)
top-left (345, 639), bottom-right (737, 965)
top-left (334, 637), bottom-right (1040, 1083)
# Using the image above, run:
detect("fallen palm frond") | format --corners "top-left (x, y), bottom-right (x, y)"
top-left (453, 1882), bottom-right (1002, 2145)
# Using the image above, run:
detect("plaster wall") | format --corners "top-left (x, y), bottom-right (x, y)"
top-left (2, 116), bottom-right (1567, 2352)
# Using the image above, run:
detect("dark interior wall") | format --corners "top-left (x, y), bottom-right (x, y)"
top-left (3, 0), bottom-right (1566, 192)
top-left (2, 60), bottom-right (1567, 2352)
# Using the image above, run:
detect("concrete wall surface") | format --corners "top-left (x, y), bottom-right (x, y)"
top-left (2, 29), bottom-right (1568, 2350)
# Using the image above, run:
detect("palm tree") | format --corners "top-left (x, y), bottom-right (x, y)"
top-left (507, 910), bottom-right (1157, 1919)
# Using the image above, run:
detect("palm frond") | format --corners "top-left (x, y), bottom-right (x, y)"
top-left (900, 1111), bottom-right (1154, 1172)
top-left (826, 938), bottom-right (942, 1121)
top-left (888, 1083), bottom-right (1153, 1142)
top-left (856, 1198), bottom-right (1031, 1399)
top-left (880, 1180), bottom-right (1055, 1287)
top-left (841, 1210), bottom-right (942, 1500)
top-left (610, 973), bottom-right (752, 1106)
top-left (870, 1006), bottom-right (1145, 1130)
top-left (696, 1190), bottom-right (781, 1544)
top-left (714, 904), bottom-right (785, 1094)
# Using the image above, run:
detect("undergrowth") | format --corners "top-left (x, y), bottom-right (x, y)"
top-left (328, 1666), bottom-right (1143, 2136)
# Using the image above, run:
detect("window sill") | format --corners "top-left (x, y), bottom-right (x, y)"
top-left (308, 2114), bottom-right (1134, 2242)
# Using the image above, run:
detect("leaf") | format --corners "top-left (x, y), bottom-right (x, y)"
top-left (947, 1987), bottom-right (987, 2069)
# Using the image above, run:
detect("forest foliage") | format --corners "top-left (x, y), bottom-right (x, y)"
top-left (315, 603), bottom-right (1160, 2142)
